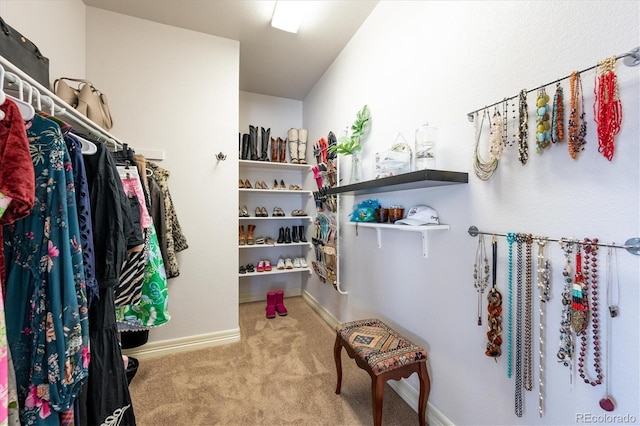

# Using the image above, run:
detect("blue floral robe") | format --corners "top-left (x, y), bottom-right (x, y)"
top-left (3, 115), bottom-right (89, 425)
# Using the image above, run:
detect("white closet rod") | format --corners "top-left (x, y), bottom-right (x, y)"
top-left (0, 55), bottom-right (122, 150)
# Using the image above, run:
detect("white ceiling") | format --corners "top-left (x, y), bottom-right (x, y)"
top-left (83, 0), bottom-right (379, 100)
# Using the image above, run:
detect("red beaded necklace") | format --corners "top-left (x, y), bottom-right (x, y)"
top-left (594, 57), bottom-right (622, 161)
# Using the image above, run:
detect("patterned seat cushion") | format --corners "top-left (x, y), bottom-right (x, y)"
top-left (336, 319), bottom-right (427, 376)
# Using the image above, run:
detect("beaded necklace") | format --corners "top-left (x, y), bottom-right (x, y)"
top-left (473, 110), bottom-right (499, 181)
top-left (514, 233), bottom-right (524, 417)
top-left (506, 232), bottom-right (516, 378)
top-left (489, 108), bottom-right (505, 161)
top-left (536, 237), bottom-right (551, 417)
top-left (568, 72), bottom-right (587, 159)
top-left (474, 234), bottom-right (490, 326)
top-left (571, 248), bottom-right (588, 334)
top-left (535, 88), bottom-right (551, 153)
top-left (517, 90), bottom-right (529, 165)
top-left (594, 56), bottom-right (622, 161)
top-left (600, 246), bottom-right (619, 411)
top-left (551, 83), bottom-right (565, 144)
top-left (486, 236), bottom-right (503, 359)
top-left (523, 234), bottom-right (534, 391)
top-left (580, 238), bottom-right (603, 386)
top-left (558, 240), bottom-right (574, 374)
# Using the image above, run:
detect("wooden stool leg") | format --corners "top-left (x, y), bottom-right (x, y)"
top-left (371, 375), bottom-right (384, 426)
top-left (417, 362), bottom-right (430, 426)
top-left (334, 334), bottom-right (343, 394)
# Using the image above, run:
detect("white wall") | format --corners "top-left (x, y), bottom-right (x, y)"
top-left (84, 7), bottom-right (240, 343)
top-left (303, 1), bottom-right (640, 425)
top-left (0, 0), bottom-right (86, 85)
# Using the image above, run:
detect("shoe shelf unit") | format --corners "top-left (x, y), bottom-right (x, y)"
top-left (239, 160), bottom-right (314, 303)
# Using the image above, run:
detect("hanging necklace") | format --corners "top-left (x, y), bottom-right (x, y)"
top-left (489, 108), bottom-right (505, 161)
top-left (535, 88), bottom-right (551, 153)
top-left (486, 235), bottom-right (503, 359)
top-left (523, 234), bottom-right (534, 391)
top-left (580, 238), bottom-right (603, 386)
top-left (551, 83), bottom-right (565, 144)
top-left (600, 245), bottom-right (619, 411)
top-left (473, 233), bottom-right (490, 326)
top-left (536, 237), bottom-right (551, 417)
top-left (594, 56), bottom-right (622, 161)
top-left (506, 232), bottom-right (516, 378)
top-left (502, 99), bottom-right (510, 147)
top-left (568, 72), bottom-right (587, 159)
top-left (514, 233), bottom-right (524, 417)
top-left (517, 90), bottom-right (529, 165)
top-left (558, 240), bottom-right (574, 374)
top-left (571, 247), bottom-right (588, 334)
top-left (474, 110), bottom-right (499, 181)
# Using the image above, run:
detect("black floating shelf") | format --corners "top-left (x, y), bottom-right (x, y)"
top-left (326, 169), bottom-right (468, 195)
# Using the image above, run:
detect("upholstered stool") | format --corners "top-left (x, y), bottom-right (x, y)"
top-left (334, 319), bottom-right (430, 426)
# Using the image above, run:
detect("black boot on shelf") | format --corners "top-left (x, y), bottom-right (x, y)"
top-left (298, 225), bottom-right (307, 242)
top-left (292, 226), bottom-right (299, 243)
top-left (284, 227), bottom-right (292, 244)
top-left (260, 127), bottom-right (271, 161)
top-left (249, 125), bottom-right (259, 161)
top-left (241, 133), bottom-right (250, 160)
top-left (277, 227), bottom-right (285, 244)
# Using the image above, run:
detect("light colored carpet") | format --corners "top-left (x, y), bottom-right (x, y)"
top-left (128, 296), bottom-right (421, 425)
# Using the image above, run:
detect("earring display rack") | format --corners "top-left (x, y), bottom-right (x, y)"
top-left (466, 46), bottom-right (640, 122)
top-left (468, 226), bottom-right (640, 256)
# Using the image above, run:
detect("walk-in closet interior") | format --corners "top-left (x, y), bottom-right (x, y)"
top-left (0, 1), bottom-right (638, 425)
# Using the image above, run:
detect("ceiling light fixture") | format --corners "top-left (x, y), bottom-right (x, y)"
top-left (271, 1), bottom-right (306, 34)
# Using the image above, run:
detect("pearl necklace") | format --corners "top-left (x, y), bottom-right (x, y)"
top-left (473, 110), bottom-right (499, 181)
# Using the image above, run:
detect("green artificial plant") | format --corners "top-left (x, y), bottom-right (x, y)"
top-left (329, 105), bottom-right (371, 155)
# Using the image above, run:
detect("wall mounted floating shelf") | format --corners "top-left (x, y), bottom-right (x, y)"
top-left (326, 169), bottom-right (468, 196)
top-left (350, 223), bottom-right (451, 258)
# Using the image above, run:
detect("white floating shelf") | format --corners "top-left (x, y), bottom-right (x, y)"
top-left (349, 223), bottom-right (450, 259)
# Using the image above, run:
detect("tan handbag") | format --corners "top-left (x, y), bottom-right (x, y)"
top-left (54, 77), bottom-right (113, 130)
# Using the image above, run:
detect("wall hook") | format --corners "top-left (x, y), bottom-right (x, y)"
top-left (216, 152), bottom-right (227, 161)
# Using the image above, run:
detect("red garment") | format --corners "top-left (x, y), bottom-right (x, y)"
top-left (0, 99), bottom-right (35, 287)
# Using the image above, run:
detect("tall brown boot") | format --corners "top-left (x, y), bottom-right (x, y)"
top-left (239, 225), bottom-right (246, 245)
top-left (279, 137), bottom-right (287, 163)
top-left (247, 224), bottom-right (256, 245)
top-left (270, 137), bottom-right (278, 162)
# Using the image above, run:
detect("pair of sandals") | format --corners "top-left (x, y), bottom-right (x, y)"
top-left (239, 263), bottom-right (255, 274)
top-left (254, 236), bottom-right (276, 245)
top-left (272, 207), bottom-right (286, 217)
top-left (239, 179), bottom-right (270, 189)
top-left (255, 207), bottom-right (269, 217)
top-left (291, 209), bottom-right (307, 217)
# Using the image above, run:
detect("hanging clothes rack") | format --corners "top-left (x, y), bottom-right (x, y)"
top-left (0, 54), bottom-right (122, 150)
top-left (466, 46), bottom-right (640, 122)
top-left (468, 226), bottom-right (640, 256)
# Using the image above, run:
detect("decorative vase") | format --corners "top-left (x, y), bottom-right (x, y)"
top-left (349, 151), bottom-right (363, 184)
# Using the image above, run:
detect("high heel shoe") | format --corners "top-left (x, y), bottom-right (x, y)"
top-left (273, 179), bottom-right (278, 190)
top-left (239, 179), bottom-right (245, 188)
top-left (280, 179), bottom-right (286, 189)
top-left (244, 179), bottom-right (253, 189)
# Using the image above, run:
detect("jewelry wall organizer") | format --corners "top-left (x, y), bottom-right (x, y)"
top-left (467, 46), bottom-right (639, 180)
top-left (468, 225), bottom-right (638, 417)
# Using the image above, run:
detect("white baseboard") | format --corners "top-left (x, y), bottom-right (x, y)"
top-left (121, 328), bottom-right (240, 360)
top-left (239, 287), bottom-right (302, 304)
top-left (301, 290), bottom-right (454, 426)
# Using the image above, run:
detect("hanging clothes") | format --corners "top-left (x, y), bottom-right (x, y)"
top-left (0, 99), bottom-right (35, 290)
top-left (3, 114), bottom-right (89, 425)
top-left (81, 142), bottom-right (137, 426)
top-left (145, 161), bottom-right (188, 278)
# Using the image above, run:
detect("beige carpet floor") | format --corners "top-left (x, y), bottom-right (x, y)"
top-left (128, 296), bottom-right (422, 425)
